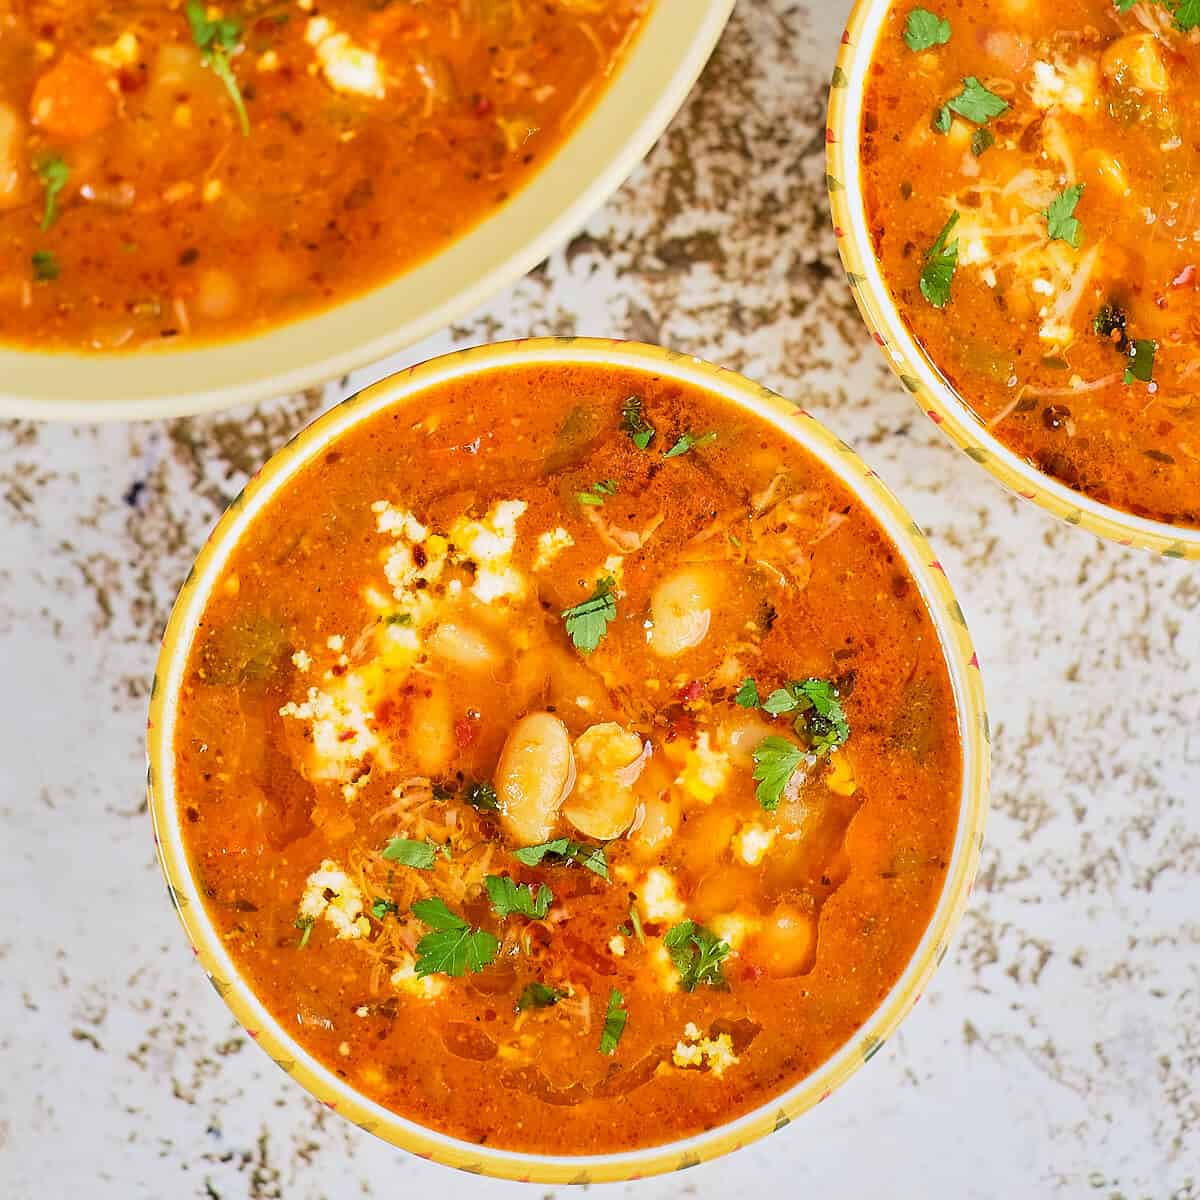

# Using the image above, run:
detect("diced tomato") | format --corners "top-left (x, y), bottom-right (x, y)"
top-left (30, 53), bottom-right (116, 141)
top-left (677, 679), bottom-right (704, 702)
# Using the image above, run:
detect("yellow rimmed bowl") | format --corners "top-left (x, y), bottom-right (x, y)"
top-left (827, 0), bottom-right (1200, 562)
top-left (0, 0), bottom-right (732, 422)
top-left (147, 337), bottom-right (990, 1182)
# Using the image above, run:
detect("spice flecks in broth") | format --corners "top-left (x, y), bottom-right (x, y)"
top-left (175, 363), bottom-right (960, 1154)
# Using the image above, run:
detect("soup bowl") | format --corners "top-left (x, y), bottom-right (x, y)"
top-left (827, 0), bottom-right (1200, 561)
top-left (147, 337), bottom-right (989, 1181)
top-left (0, 0), bottom-right (732, 422)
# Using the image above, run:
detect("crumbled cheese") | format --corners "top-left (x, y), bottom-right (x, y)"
top-left (355, 1005), bottom-right (369, 1017)
top-left (390, 958), bottom-right (446, 999)
top-left (608, 935), bottom-right (627, 958)
top-left (292, 650), bottom-right (312, 672)
top-left (373, 501), bottom-right (428, 543)
top-left (341, 770), bottom-right (371, 803)
top-left (675, 731), bottom-right (731, 804)
top-left (92, 32), bottom-right (140, 69)
top-left (671, 1025), bottom-right (740, 1078)
top-left (258, 49), bottom-right (280, 72)
top-left (1031, 277), bottom-right (1054, 297)
top-left (305, 15), bottom-right (385, 98)
top-left (279, 674), bottom-right (380, 781)
top-left (733, 823), bottom-right (776, 866)
top-left (448, 499), bottom-right (528, 604)
top-left (959, 237), bottom-right (989, 267)
top-left (1029, 58), bottom-right (1097, 114)
top-left (709, 912), bottom-right (757, 951)
top-left (326, 634), bottom-right (344, 652)
top-left (298, 860), bottom-right (370, 939)
top-left (533, 527), bottom-right (574, 571)
top-left (640, 867), bottom-right (686, 924)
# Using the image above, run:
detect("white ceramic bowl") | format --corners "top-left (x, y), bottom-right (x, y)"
top-left (0, 1), bottom-right (733, 421)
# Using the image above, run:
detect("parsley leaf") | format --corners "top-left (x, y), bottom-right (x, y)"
top-left (1094, 302), bottom-right (1129, 351)
top-left (562, 576), bottom-right (617, 654)
top-left (663, 921), bottom-right (731, 991)
top-left (1120, 0), bottom-right (1200, 31)
top-left (946, 76), bottom-right (1009, 125)
top-left (516, 982), bottom-right (565, 1011)
top-left (381, 837), bottom-right (437, 869)
top-left (1044, 183), bottom-right (1085, 249)
top-left (485, 874), bottom-right (554, 920)
top-left (465, 780), bottom-right (499, 812)
top-left (932, 104), bottom-right (952, 134)
top-left (294, 914), bottom-right (315, 949)
top-left (577, 478), bottom-right (618, 507)
top-left (628, 903), bottom-right (645, 944)
top-left (411, 897), bottom-right (499, 977)
top-left (903, 7), bottom-right (951, 51)
top-left (186, 0), bottom-right (250, 136)
top-left (513, 838), bottom-right (610, 881)
top-left (31, 250), bottom-right (59, 281)
top-left (761, 677), bottom-right (850, 755)
top-left (599, 987), bottom-right (627, 1055)
top-left (971, 128), bottom-right (995, 157)
top-left (751, 736), bottom-right (804, 811)
top-left (621, 395), bottom-right (655, 450)
top-left (36, 157), bottom-right (69, 231)
top-left (920, 211), bottom-right (960, 309)
top-left (1124, 338), bottom-right (1157, 385)
top-left (734, 677), bottom-right (761, 708)
top-left (370, 897), bottom-right (398, 920)
top-left (663, 430), bottom-right (718, 459)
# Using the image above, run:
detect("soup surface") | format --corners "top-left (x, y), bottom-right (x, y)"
top-left (171, 362), bottom-right (961, 1154)
top-left (861, 0), bottom-right (1200, 527)
top-left (0, 0), bottom-right (645, 349)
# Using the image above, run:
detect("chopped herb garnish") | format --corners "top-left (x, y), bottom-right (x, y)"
top-left (599, 987), bottom-right (627, 1055)
top-left (621, 395), bottom-right (655, 450)
top-left (385, 612), bottom-right (413, 626)
top-left (516, 982), bottom-right (565, 1011)
top-left (920, 211), bottom-right (960, 309)
top-left (370, 897), bottom-right (398, 920)
top-left (31, 250), bottom-right (59, 281)
top-left (1124, 338), bottom-right (1157, 385)
top-left (1116, 0), bottom-right (1200, 32)
top-left (970, 128), bottom-right (995, 157)
top-left (432, 781), bottom-right (455, 801)
top-left (751, 736), bottom-right (804, 812)
top-left (1094, 302), bottom-right (1129, 351)
top-left (663, 430), bottom-right (718, 459)
top-left (932, 104), bottom-right (952, 134)
top-left (294, 914), bottom-right (315, 949)
top-left (465, 780), bottom-right (499, 812)
top-left (944, 76), bottom-right (1009, 125)
top-left (186, 0), bottom-right (250, 136)
top-left (1044, 183), bottom-right (1085, 249)
top-left (761, 677), bottom-right (850, 755)
top-left (664, 920), bottom-right (731, 992)
top-left (513, 838), bottom-right (609, 881)
top-left (628, 903), bottom-right (645, 945)
top-left (411, 897), bottom-right (499, 977)
top-left (562, 575), bottom-right (617, 654)
top-left (381, 837), bottom-right (437, 869)
top-left (485, 874), bottom-right (554, 920)
top-left (734, 677), bottom-right (761, 708)
top-left (36, 157), bottom-right (69, 231)
top-left (577, 478), bottom-right (618, 507)
top-left (903, 7), bottom-right (951, 51)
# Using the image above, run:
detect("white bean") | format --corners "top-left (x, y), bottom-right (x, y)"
top-left (648, 566), bottom-right (715, 658)
top-left (495, 712), bottom-right (574, 845)
top-left (0, 102), bottom-right (25, 210)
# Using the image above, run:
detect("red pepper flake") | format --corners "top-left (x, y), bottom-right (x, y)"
top-left (678, 679), bottom-right (704, 702)
top-left (454, 718), bottom-right (477, 748)
top-left (412, 544), bottom-right (428, 568)
top-left (473, 95), bottom-right (494, 117)
top-left (337, 728), bottom-right (356, 743)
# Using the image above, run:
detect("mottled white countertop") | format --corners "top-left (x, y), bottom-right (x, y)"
top-left (1, 3), bottom-right (1197, 1198)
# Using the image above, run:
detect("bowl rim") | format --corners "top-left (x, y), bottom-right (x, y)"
top-left (146, 336), bottom-right (990, 1183)
top-left (826, 0), bottom-right (1200, 561)
top-left (0, 0), bottom-right (734, 423)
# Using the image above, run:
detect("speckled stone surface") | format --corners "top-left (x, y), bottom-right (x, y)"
top-left (2, 3), bottom-right (1198, 1197)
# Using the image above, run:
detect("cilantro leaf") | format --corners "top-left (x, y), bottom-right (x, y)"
top-left (904, 7), bottom-right (951, 51)
top-left (370, 897), bottom-right (398, 920)
top-left (663, 921), bottom-right (731, 992)
top-left (759, 678), bottom-right (850, 755)
top-left (36, 157), bottom-right (69, 231)
top-left (621, 395), bottom-right (655, 450)
top-left (485, 874), bottom-right (554, 920)
top-left (734, 677), bottom-right (761, 708)
top-left (186, 0), bottom-right (249, 135)
top-left (577, 478), bottom-right (618, 507)
top-left (513, 838), bottom-right (609, 881)
top-left (1175, 0), bottom-right (1200, 31)
top-left (516, 982), bottom-right (565, 1011)
top-left (32, 250), bottom-right (59, 282)
top-left (562, 576), bottom-right (617, 654)
top-left (932, 104), bottom-right (952, 134)
top-left (751, 736), bottom-right (804, 811)
top-left (1044, 183), bottom-right (1085, 249)
top-left (663, 430), bottom-right (718, 459)
top-left (294, 914), bottom-right (315, 949)
top-left (628, 903), bottom-right (645, 944)
top-left (920, 211), bottom-right (960, 309)
top-left (945, 76), bottom-right (1009, 125)
top-left (411, 897), bottom-right (499, 977)
top-left (971, 128), bottom-right (995, 157)
top-left (465, 780), bottom-right (499, 812)
top-left (1124, 338), bottom-right (1157, 385)
top-left (599, 987), bottom-right (627, 1055)
top-left (381, 837), bottom-right (437, 869)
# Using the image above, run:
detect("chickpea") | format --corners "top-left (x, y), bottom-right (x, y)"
top-left (194, 266), bottom-right (242, 322)
top-left (753, 903), bottom-right (816, 978)
top-left (691, 865), bottom-right (758, 920)
top-left (1101, 33), bottom-right (1169, 93)
top-left (648, 566), bottom-right (715, 658)
top-left (628, 785), bottom-right (680, 859)
top-left (718, 709), bottom-right (777, 768)
top-left (495, 712), bottom-right (574, 845)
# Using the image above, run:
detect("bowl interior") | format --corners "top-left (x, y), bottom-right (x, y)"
top-left (828, 0), bottom-right (1200, 559)
top-left (147, 338), bottom-right (989, 1183)
top-left (0, 0), bottom-right (733, 421)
